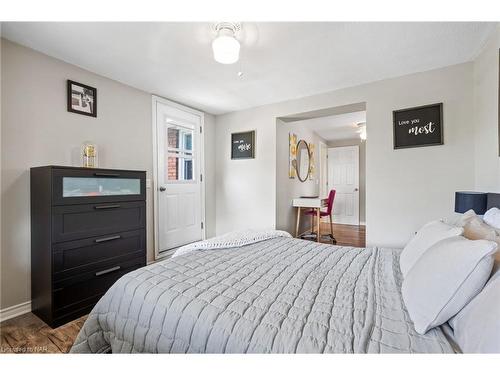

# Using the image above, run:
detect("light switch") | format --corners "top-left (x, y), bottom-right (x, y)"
top-left (146, 178), bottom-right (152, 189)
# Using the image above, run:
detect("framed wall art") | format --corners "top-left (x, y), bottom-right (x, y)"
top-left (231, 130), bottom-right (255, 159)
top-left (67, 80), bottom-right (97, 117)
top-left (393, 103), bottom-right (443, 149)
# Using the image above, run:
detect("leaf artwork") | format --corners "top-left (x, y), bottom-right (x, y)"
top-left (308, 143), bottom-right (315, 180)
top-left (289, 133), bottom-right (297, 178)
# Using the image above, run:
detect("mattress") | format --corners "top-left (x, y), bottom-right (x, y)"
top-left (70, 237), bottom-right (454, 353)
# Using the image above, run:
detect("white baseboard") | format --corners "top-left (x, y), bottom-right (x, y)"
top-left (0, 301), bottom-right (32, 323)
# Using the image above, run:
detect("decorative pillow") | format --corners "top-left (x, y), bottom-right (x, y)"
top-left (441, 209), bottom-right (476, 227)
top-left (449, 271), bottom-right (500, 353)
top-left (463, 216), bottom-right (500, 274)
top-left (399, 220), bottom-right (463, 277)
top-left (484, 207), bottom-right (500, 230)
top-left (402, 236), bottom-right (497, 334)
top-left (463, 216), bottom-right (498, 242)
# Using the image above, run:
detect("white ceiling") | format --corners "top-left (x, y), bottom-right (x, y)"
top-left (292, 111), bottom-right (367, 141)
top-left (1, 22), bottom-right (496, 115)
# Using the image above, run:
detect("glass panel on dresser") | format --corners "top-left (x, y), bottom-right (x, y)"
top-left (62, 177), bottom-right (141, 197)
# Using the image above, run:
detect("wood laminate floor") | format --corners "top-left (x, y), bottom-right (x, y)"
top-left (318, 223), bottom-right (366, 247)
top-left (0, 313), bottom-right (87, 354)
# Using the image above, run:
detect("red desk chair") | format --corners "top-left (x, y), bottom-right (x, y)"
top-left (304, 189), bottom-right (336, 243)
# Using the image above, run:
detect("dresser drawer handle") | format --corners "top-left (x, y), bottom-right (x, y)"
top-left (94, 204), bottom-right (121, 210)
top-left (95, 266), bottom-right (121, 276)
top-left (94, 172), bottom-right (120, 177)
top-left (95, 235), bottom-right (121, 243)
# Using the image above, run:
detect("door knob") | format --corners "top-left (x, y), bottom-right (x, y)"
top-left (354, 188), bottom-right (359, 192)
top-left (159, 186), bottom-right (166, 192)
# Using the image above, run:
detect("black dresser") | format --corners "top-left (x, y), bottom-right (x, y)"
top-left (30, 166), bottom-right (147, 327)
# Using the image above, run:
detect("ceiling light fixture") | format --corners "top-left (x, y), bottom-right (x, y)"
top-left (212, 22), bottom-right (241, 64)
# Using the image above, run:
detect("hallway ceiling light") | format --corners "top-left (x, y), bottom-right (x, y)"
top-left (212, 22), bottom-right (241, 64)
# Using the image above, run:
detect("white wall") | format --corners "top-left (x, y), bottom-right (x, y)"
top-left (214, 106), bottom-right (277, 234)
top-left (215, 62), bottom-right (475, 248)
top-left (0, 39), bottom-right (216, 310)
top-left (275, 120), bottom-right (326, 234)
top-left (473, 26), bottom-right (500, 192)
top-left (327, 138), bottom-right (366, 224)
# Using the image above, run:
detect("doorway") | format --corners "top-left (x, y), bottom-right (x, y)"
top-left (276, 103), bottom-right (366, 247)
top-left (152, 96), bottom-right (206, 259)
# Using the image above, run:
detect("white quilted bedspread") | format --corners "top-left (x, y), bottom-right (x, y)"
top-left (71, 237), bottom-right (454, 353)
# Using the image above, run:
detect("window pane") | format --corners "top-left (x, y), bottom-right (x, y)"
top-left (184, 159), bottom-right (193, 180)
top-left (167, 126), bottom-right (193, 152)
top-left (168, 127), bottom-right (180, 149)
top-left (184, 133), bottom-right (192, 151)
top-left (167, 156), bottom-right (194, 181)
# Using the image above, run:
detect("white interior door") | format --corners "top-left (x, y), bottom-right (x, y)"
top-left (154, 99), bottom-right (204, 256)
top-left (327, 146), bottom-right (359, 225)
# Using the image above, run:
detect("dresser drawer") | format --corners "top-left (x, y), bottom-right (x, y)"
top-left (53, 257), bottom-right (145, 314)
top-left (52, 201), bottom-right (145, 242)
top-left (52, 167), bottom-right (145, 206)
top-left (53, 229), bottom-right (145, 281)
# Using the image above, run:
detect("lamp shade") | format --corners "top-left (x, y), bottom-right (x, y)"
top-left (212, 34), bottom-right (240, 64)
top-left (455, 191), bottom-right (487, 214)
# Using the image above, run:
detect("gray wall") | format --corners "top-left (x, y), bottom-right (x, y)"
top-left (473, 25), bottom-right (500, 192)
top-left (215, 62), bottom-right (475, 248)
top-left (327, 138), bottom-right (366, 224)
top-left (275, 120), bottom-right (326, 235)
top-left (0, 39), bottom-right (216, 310)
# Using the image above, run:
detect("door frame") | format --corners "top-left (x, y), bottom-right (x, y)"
top-left (152, 95), bottom-right (206, 260)
top-left (318, 140), bottom-right (328, 199)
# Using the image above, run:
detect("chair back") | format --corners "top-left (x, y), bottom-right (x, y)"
top-left (326, 189), bottom-right (336, 215)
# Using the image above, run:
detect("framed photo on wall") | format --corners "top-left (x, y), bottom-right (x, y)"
top-left (67, 80), bottom-right (97, 117)
top-left (231, 130), bottom-right (255, 159)
top-left (393, 103), bottom-right (443, 149)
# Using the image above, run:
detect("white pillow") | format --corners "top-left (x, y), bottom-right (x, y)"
top-left (484, 207), bottom-right (500, 230)
top-left (449, 271), bottom-right (500, 353)
top-left (399, 220), bottom-right (463, 277)
top-left (402, 236), bottom-right (497, 334)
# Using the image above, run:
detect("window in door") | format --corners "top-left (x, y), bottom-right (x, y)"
top-left (167, 124), bottom-right (194, 181)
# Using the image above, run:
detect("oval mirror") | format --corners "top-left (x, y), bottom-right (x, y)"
top-left (294, 140), bottom-right (311, 182)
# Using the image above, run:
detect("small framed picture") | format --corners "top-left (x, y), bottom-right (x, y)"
top-left (393, 103), bottom-right (443, 149)
top-left (67, 80), bottom-right (97, 117)
top-left (231, 130), bottom-right (255, 159)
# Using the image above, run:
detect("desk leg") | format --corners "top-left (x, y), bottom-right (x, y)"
top-left (316, 208), bottom-right (321, 242)
top-left (295, 207), bottom-right (301, 238)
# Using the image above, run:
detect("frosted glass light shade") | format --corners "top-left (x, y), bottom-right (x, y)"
top-left (212, 35), bottom-right (240, 64)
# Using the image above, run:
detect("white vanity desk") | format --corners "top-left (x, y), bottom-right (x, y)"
top-left (292, 197), bottom-right (326, 241)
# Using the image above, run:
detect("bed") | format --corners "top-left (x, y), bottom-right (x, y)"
top-left (70, 235), bottom-right (455, 353)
